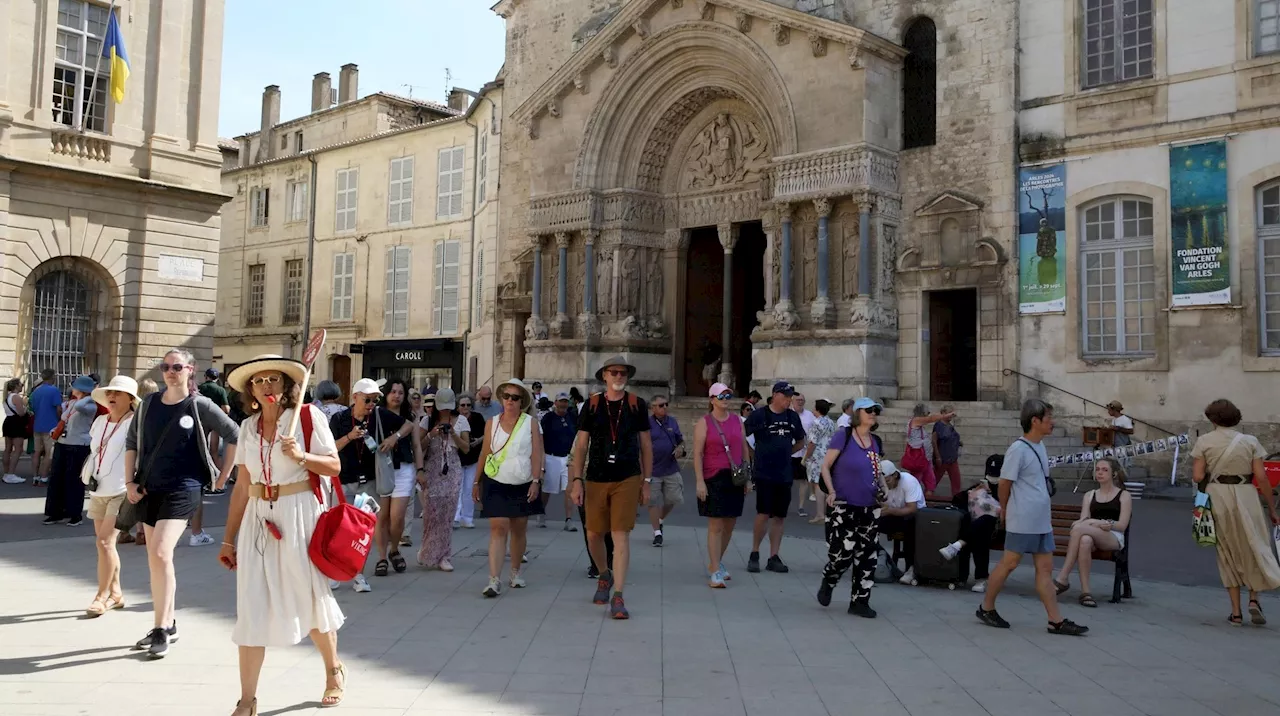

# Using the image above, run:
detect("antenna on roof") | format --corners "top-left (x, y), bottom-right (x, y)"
top-left (401, 84), bottom-right (419, 98)
top-left (444, 68), bottom-right (452, 101)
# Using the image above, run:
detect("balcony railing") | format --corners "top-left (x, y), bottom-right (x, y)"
top-left (51, 130), bottom-right (111, 162)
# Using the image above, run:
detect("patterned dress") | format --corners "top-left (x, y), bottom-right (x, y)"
top-left (804, 415), bottom-right (836, 483)
top-left (417, 425), bottom-right (464, 567)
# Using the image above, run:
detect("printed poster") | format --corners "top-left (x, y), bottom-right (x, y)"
top-left (1018, 164), bottom-right (1067, 313)
top-left (1170, 140), bottom-right (1230, 306)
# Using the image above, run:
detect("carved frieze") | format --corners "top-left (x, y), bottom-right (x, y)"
top-left (683, 113), bottom-right (770, 190)
top-left (849, 297), bottom-right (898, 331)
top-left (771, 144), bottom-right (899, 203)
top-left (879, 224), bottom-right (898, 298)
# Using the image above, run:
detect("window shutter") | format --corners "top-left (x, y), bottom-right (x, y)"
top-left (442, 241), bottom-right (460, 334)
top-left (384, 247), bottom-right (395, 334)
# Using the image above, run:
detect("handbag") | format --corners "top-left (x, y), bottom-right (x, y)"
top-left (708, 415), bottom-right (751, 487)
top-left (1194, 433), bottom-right (1247, 548)
top-left (303, 406), bottom-right (378, 581)
top-left (899, 425), bottom-right (931, 478)
top-left (372, 408), bottom-right (397, 497)
top-left (483, 414), bottom-right (527, 478)
top-left (115, 395), bottom-right (187, 532)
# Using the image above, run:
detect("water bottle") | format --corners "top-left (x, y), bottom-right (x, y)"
top-left (352, 492), bottom-right (380, 515)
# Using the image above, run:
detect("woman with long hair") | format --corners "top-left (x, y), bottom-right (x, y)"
top-left (472, 379), bottom-right (544, 596)
top-left (1052, 457), bottom-right (1132, 607)
top-left (220, 356), bottom-right (346, 714)
top-left (125, 349), bottom-right (239, 658)
top-left (2, 378), bottom-right (28, 484)
top-left (693, 383), bottom-right (751, 588)
top-left (1190, 399), bottom-right (1280, 625)
top-left (83, 376), bottom-right (138, 616)
top-left (372, 378), bottom-right (415, 577)
top-left (817, 397), bottom-right (886, 618)
top-left (802, 399), bottom-right (836, 525)
top-left (416, 388), bottom-right (472, 571)
top-left (42, 375), bottom-right (98, 526)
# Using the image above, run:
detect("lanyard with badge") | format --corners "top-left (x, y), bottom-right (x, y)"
top-left (258, 412), bottom-right (283, 540)
top-left (605, 400), bottom-right (623, 464)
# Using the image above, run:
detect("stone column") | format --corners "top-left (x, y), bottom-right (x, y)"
top-left (525, 235), bottom-right (549, 340)
top-left (550, 232), bottom-right (571, 337)
top-left (810, 198), bottom-right (833, 325)
top-left (664, 229), bottom-right (689, 395)
top-left (858, 193), bottom-right (873, 296)
top-left (717, 222), bottom-right (738, 387)
top-left (772, 204), bottom-right (799, 330)
top-left (577, 230), bottom-right (600, 338)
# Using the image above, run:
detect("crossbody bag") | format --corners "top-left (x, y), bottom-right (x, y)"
top-left (708, 415), bottom-right (751, 487)
top-left (1017, 437), bottom-right (1056, 497)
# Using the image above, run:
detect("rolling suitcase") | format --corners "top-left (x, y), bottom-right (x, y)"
top-left (911, 506), bottom-right (965, 589)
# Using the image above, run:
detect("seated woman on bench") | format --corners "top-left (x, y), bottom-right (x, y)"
top-left (1053, 457), bottom-right (1132, 607)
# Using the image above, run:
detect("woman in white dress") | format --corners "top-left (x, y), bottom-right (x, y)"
top-left (220, 355), bottom-right (346, 716)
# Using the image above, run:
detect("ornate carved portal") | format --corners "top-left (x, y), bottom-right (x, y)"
top-left (683, 113), bottom-right (770, 190)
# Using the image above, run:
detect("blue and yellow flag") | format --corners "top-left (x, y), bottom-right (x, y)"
top-left (101, 12), bottom-right (129, 103)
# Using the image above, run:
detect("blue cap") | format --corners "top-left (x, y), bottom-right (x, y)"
top-left (852, 397), bottom-right (882, 411)
top-left (71, 375), bottom-right (97, 393)
top-left (771, 381), bottom-right (796, 396)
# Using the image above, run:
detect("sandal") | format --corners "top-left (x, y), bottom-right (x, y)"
top-left (1078, 593), bottom-right (1097, 608)
top-left (389, 551), bottom-right (407, 573)
top-left (117, 532), bottom-right (135, 544)
top-left (1249, 600), bottom-right (1266, 625)
top-left (85, 598), bottom-right (107, 617)
top-left (374, 559), bottom-right (389, 577)
top-left (1228, 613), bottom-right (1243, 626)
top-left (1053, 579), bottom-right (1070, 595)
top-left (103, 594), bottom-right (125, 612)
top-left (321, 663), bottom-right (346, 707)
top-left (234, 697), bottom-right (257, 716)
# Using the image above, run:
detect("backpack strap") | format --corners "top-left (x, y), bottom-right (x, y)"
top-left (303, 405), bottom-right (345, 507)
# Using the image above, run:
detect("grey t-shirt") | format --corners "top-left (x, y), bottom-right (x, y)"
top-left (60, 396), bottom-right (99, 446)
top-left (1000, 438), bottom-right (1053, 535)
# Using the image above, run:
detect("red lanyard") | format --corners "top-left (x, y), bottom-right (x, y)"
top-left (606, 399), bottom-right (623, 448)
top-left (95, 418), bottom-right (124, 474)
top-left (257, 415), bottom-right (277, 491)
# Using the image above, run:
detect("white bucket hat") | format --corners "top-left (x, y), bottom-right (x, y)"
top-left (91, 375), bottom-right (139, 408)
top-left (227, 354), bottom-right (308, 393)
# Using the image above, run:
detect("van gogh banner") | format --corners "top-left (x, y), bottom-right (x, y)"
top-left (1018, 164), bottom-right (1067, 313)
top-left (1170, 140), bottom-right (1230, 306)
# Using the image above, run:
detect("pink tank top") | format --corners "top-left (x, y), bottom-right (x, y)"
top-left (702, 413), bottom-right (745, 475)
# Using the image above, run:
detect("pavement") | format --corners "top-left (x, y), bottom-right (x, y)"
top-left (4, 489), bottom-right (1280, 715)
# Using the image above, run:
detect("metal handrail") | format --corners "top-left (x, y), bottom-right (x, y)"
top-left (1002, 368), bottom-right (1179, 437)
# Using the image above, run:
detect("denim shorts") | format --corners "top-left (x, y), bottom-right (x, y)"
top-left (1003, 531), bottom-right (1056, 555)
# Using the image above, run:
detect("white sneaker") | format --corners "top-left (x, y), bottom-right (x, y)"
top-left (521, 551), bottom-right (529, 564)
top-left (939, 541), bottom-right (962, 561)
top-left (352, 574), bottom-right (372, 593)
top-left (188, 532), bottom-right (215, 547)
top-left (482, 577), bottom-right (501, 598)
top-left (452, 520), bottom-right (460, 529)
top-left (971, 580), bottom-right (987, 593)
top-left (3, 474), bottom-right (24, 484)
top-left (461, 521), bottom-right (475, 529)
top-left (809, 494), bottom-right (817, 502)
top-left (329, 580), bottom-right (339, 590)
top-left (509, 571), bottom-right (527, 588)
top-left (899, 567), bottom-right (916, 586)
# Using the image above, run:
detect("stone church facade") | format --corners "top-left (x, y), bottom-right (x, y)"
top-left (492, 0), bottom-right (1018, 403)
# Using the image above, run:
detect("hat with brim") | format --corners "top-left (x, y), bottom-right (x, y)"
top-left (227, 354), bottom-right (308, 393)
top-left (91, 375), bottom-right (139, 408)
top-left (495, 378), bottom-right (534, 412)
top-left (70, 375), bottom-right (97, 394)
top-left (594, 354), bottom-right (637, 381)
top-left (435, 388), bottom-right (457, 411)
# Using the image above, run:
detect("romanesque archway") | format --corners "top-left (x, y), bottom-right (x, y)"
top-left (17, 257), bottom-right (121, 389)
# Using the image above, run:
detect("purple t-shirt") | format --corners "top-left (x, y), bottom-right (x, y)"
top-left (827, 430), bottom-right (879, 507)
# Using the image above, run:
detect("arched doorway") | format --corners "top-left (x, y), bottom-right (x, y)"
top-left (20, 258), bottom-right (116, 390)
top-left (681, 222), bottom-right (765, 395)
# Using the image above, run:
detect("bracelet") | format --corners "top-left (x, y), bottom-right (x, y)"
top-left (221, 541), bottom-right (235, 548)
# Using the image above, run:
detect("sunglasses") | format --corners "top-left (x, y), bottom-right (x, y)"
top-left (652, 402), bottom-right (668, 408)
top-left (602, 369), bottom-right (628, 377)
top-left (249, 375), bottom-right (282, 386)
top-left (359, 396), bottom-right (376, 405)
top-left (500, 393), bottom-right (523, 402)
top-left (159, 363), bottom-right (188, 373)
top-left (716, 391), bottom-right (734, 401)
top-left (862, 406), bottom-right (882, 415)
top-left (459, 402), bottom-right (472, 408)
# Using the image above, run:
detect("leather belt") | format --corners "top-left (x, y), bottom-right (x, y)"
top-left (1213, 475), bottom-right (1250, 485)
top-left (248, 481), bottom-right (313, 501)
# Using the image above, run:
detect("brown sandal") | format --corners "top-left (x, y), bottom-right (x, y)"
top-left (1054, 579), bottom-right (1070, 595)
top-left (1078, 593), bottom-right (1097, 608)
top-left (321, 663), bottom-right (346, 707)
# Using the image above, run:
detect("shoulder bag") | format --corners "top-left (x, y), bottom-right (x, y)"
top-left (708, 414), bottom-right (751, 487)
top-left (303, 405), bottom-right (378, 581)
top-left (1017, 438), bottom-right (1056, 497)
top-left (484, 414), bottom-right (528, 477)
top-left (114, 395), bottom-right (188, 532)
top-left (1194, 432), bottom-right (1246, 548)
top-left (373, 408), bottom-right (397, 497)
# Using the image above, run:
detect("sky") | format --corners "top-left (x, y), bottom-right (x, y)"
top-left (218, 0), bottom-right (506, 138)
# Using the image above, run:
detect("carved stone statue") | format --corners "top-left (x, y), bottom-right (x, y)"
top-left (879, 225), bottom-right (898, 297)
top-left (802, 226), bottom-right (818, 302)
top-left (644, 249), bottom-right (663, 318)
top-left (684, 113), bottom-right (770, 189)
top-left (619, 246), bottom-right (639, 315)
top-left (840, 212), bottom-right (859, 299)
top-left (595, 248), bottom-right (614, 315)
top-left (568, 245), bottom-right (585, 317)
top-left (849, 298), bottom-right (898, 330)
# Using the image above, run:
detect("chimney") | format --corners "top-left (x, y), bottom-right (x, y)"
top-left (447, 88), bottom-right (472, 112)
top-left (338, 63), bottom-right (359, 103)
top-left (311, 72), bottom-right (332, 112)
top-left (257, 85), bottom-right (281, 162)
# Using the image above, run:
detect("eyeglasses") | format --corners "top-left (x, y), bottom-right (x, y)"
top-left (501, 393), bottom-right (523, 402)
top-left (716, 391), bottom-right (734, 401)
top-left (603, 369), bottom-right (628, 377)
top-left (652, 402), bottom-right (668, 408)
top-left (458, 402), bottom-right (472, 408)
top-left (159, 363), bottom-right (188, 373)
top-left (249, 375), bottom-right (282, 386)
top-left (359, 396), bottom-right (375, 405)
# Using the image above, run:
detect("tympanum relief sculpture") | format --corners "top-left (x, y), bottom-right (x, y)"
top-left (683, 113), bottom-right (769, 189)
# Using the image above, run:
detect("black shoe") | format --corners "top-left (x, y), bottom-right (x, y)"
top-left (653, 532), bottom-right (663, 547)
top-left (42, 517), bottom-right (62, 526)
top-left (135, 622), bottom-right (179, 649)
top-left (766, 555), bottom-right (789, 573)
top-left (976, 607), bottom-right (1011, 629)
top-left (66, 518), bottom-right (83, 527)
top-left (848, 601), bottom-right (877, 618)
top-left (1047, 618), bottom-right (1089, 636)
top-left (587, 566), bottom-right (600, 580)
top-left (147, 628), bottom-right (170, 659)
top-left (205, 487), bottom-right (226, 496)
top-left (817, 583), bottom-right (833, 607)
top-left (747, 552), bottom-right (761, 573)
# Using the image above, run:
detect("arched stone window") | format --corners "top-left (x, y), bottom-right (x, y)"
top-left (902, 17), bottom-right (937, 150)
top-left (1080, 197), bottom-right (1156, 356)
top-left (20, 258), bottom-right (115, 389)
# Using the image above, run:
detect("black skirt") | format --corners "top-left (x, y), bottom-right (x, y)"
top-left (480, 476), bottom-right (546, 519)
top-left (1, 415), bottom-right (26, 439)
top-left (697, 469), bottom-right (745, 519)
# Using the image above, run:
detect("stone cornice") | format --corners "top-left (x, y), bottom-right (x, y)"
top-left (770, 143), bottom-right (899, 202)
top-left (510, 0), bottom-right (905, 128)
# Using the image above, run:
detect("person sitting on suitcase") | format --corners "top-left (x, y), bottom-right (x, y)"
top-left (876, 460), bottom-right (926, 585)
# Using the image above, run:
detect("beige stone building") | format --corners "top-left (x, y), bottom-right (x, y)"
top-left (487, 0), bottom-right (1280, 445)
top-left (0, 0), bottom-right (227, 388)
top-left (214, 66), bottom-right (504, 398)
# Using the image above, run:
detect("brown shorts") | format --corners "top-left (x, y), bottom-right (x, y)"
top-left (584, 475), bottom-right (644, 534)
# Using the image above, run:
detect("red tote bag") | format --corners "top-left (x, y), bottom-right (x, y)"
top-left (301, 406), bottom-right (376, 582)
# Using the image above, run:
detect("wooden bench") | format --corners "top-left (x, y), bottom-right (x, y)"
top-left (903, 499), bottom-right (1133, 603)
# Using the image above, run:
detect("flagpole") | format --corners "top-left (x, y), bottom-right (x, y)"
top-left (81, 0), bottom-right (118, 132)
